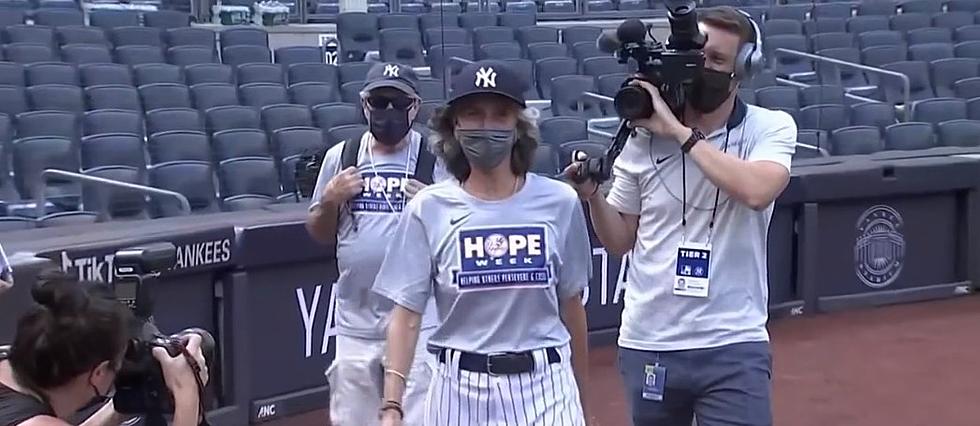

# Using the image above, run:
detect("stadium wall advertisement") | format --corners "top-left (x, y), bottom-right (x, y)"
top-left (1, 156), bottom-right (979, 424)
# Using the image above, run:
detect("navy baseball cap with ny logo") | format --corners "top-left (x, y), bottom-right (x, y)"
top-left (363, 62), bottom-right (420, 97)
top-left (448, 60), bottom-right (527, 108)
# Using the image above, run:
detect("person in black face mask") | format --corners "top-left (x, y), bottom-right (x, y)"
top-left (305, 62), bottom-right (451, 426)
top-left (566, 6), bottom-right (797, 426)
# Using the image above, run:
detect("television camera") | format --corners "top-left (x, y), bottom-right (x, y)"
top-left (572, 0), bottom-right (707, 184)
top-left (110, 242), bottom-right (215, 426)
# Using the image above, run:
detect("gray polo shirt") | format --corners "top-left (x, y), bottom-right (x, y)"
top-left (607, 101), bottom-right (797, 351)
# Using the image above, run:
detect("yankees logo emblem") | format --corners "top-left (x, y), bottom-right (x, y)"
top-left (474, 67), bottom-right (497, 88)
top-left (383, 64), bottom-right (399, 78)
top-left (453, 225), bottom-right (551, 291)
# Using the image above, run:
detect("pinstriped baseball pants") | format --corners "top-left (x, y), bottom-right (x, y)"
top-left (424, 345), bottom-right (585, 426)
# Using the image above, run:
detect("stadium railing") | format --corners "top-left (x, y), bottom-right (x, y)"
top-left (35, 169), bottom-right (192, 219)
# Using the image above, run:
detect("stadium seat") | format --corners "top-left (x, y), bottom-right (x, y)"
top-left (326, 124), bottom-right (368, 145)
top-left (755, 86), bottom-right (801, 111)
top-left (218, 156), bottom-right (282, 201)
top-left (85, 85), bottom-right (143, 112)
top-left (847, 15), bottom-right (890, 34)
top-left (812, 3), bottom-right (853, 19)
top-left (275, 46), bottom-right (324, 66)
top-left (907, 27), bottom-right (953, 45)
top-left (858, 30), bottom-right (904, 49)
top-left (911, 97), bottom-right (968, 123)
top-left (861, 45), bottom-right (907, 67)
top-left (58, 26), bottom-right (110, 46)
top-left (908, 43), bottom-right (954, 62)
top-left (0, 85), bottom-right (27, 118)
top-left (80, 63), bottom-right (133, 87)
top-left (115, 46), bottom-right (166, 66)
top-left (426, 44), bottom-right (474, 80)
top-left (498, 12), bottom-right (536, 29)
top-left (528, 42), bottom-right (569, 61)
top-left (238, 63), bottom-right (285, 85)
top-left (880, 61), bottom-right (936, 102)
top-left (313, 103), bottom-right (364, 130)
top-left (562, 26), bottom-right (601, 47)
top-left (338, 62), bottom-right (373, 83)
top-left (28, 84), bottom-right (85, 114)
top-left (800, 104), bottom-right (850, 132)
top-left (6, 25), bottom-right (55, 46)
top-left (144, 10), bottom-right (191, 29)
top-left (274, 126), bottom-right (326, 169)
top-left (902, 0), bottom-right (944, 14)
top-left (112, 27), bottom-right (165, 48)
top-left (336, 13), bottom-right (379, 62)
top-left (206, 105), bottom-right (262, 133)
top-left (11, 136), bottom-right (78, 199)
top-left (289, 82), bottom-right (338, 107)
top-left (89, 10), bottom-right (140, 29)
top-left (261, 104), bottom-right (314, 135)
top-left (937, 119), bottom-right (980, 146)
top-left (931, 58), bottom-right (980, 97)
top-left (531, 142), bottom-right (560, 175)
top-left (501, 58), bottom-right (538, 100)
top-left (5, 43), bottom-right (56, 64)
top-left (378, 13), bottom-right (419, 31)
top-left (287, 63), bottom-right (338, 85)
top-left (167, 27), bottom-right (217, 48)
top-left (851, 102), bottom-right (899, 130)
top-left (378, 28), bottom-right (426, 66)
top-left (61, 44), bottom-right (113, 64)
top-left (518, 27), bottom-right (559, 49)
top-left (474, 26), bottom-right (516, 47)
top-left (212, 129), bottom-right (272, 162)
top-left (148, 130), bottom-right (212, 164)
top-left (135, 63), bottom-right (184, 85)
top-left (478, 42), bottom-right (522, 60)
top-left (222, 45), bottom-right (272, 66)
top-left (140, 83), bottom-right (193, 111)
top-left (424, 27), bottom-right (470, 49)
top-left (34, 9), bottom-right (84, 27)
top-left (148, 160), bottom-right (220, 217)
top-left (81, 165), bottom-right (149, 220)
top-left (805, 18), bottom-right (847, 36)
top-left (146, 108), bottom-right (205, 136)
top-left (539, 116), bottom-right (588, 146)
top-left (954, 76), bottom-right (980, 98)
top-left (222, 27), bottom-right (270, 47)
top-left (16, 110), bottom-right (78, 142)
top-left (890, 13), bottom-right (931, 33)
top-left (535, 57), bottom-right (577, 98)
top-left (885, 121), bottom-right (938, 150)
top-left (168, 46), bottom-right (217, 66)
top-left (550, 75), bottom-right (601, 118)
top-left (815, 47), bottom-right (870, 88)
top-left (800, 85), bottom-right (845, 107)
top-left (830, 125), bottom-right (884, 155)
top-left (764, 19), bottom-right (804, 37)
top-left (83, 109), bottom-right (143, 138)
top-left (26, 62), bottom-right (79, 86)
top-left (186, 64), bottom-right (234, 85)
top-left (812, 32), bottom-right (854, 52)
top-left (955, 25), bottom-right (980, 42)
top-left (80, 133), bottom-right (145, 169)
top-left (239, 83), bottom-right (289, 108)
top-left (0, 62), bottom-right (24, 86)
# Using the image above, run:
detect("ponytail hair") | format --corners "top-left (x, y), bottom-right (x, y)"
top-left (8, 269), bottom-right (131, 390)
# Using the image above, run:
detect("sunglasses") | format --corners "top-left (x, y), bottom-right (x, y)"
top-left (365, 95), bottom-right (416, 110)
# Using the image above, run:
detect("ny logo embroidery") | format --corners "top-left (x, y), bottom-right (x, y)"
top-left (383, 64), bottom-right (400, 78)
top-left (474, 67), bottom-right (497, 88)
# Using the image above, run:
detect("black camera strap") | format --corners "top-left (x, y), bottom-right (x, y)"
top-left (177, 344), bottom-right (210, 426)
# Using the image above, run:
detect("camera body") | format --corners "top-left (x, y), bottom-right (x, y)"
top-left (110, 243), bottom-right (214, 421)
top-left (573, 0), bottom-right (706, 184)
top-left (611, 0), bottom-right (706, 120)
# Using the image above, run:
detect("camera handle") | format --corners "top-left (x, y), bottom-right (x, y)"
top-left (570, 119), bottom-right (633, 185)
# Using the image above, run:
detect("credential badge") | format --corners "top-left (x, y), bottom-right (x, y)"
top-left (854, 205), bottom-right (905, 289)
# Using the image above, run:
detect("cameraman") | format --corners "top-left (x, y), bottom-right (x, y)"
top-left (0, 270), bottom-right (209, 426)
top-left (566, 7), bottom-right (796, 426)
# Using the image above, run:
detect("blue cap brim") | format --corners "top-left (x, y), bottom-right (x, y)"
top-left (363, 80), bottom-right (418, 97)
top-left (448, 90), bottom-right (526, 108)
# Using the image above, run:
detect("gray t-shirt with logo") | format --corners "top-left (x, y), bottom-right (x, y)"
top-left (372, 173), bottom-right (593, 354)
top-left (310, 130), bottom-right (450, 340)
top-left (607, 104), bottom-right (797, 352)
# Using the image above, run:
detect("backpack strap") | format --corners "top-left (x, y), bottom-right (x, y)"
top-left (413, 133), bottom-right (436, 185)
top-left (339, 136), bottom-right (361, 171)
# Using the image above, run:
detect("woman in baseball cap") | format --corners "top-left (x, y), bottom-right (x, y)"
top-left (373, 60), bottom-right (594, 426)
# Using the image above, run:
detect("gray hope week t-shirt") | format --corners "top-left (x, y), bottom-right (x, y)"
top-left (372, 173), bottom-right (593, 354)
top-left (310, 130), bottom-right (449, 340)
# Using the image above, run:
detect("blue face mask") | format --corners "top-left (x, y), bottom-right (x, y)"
top-left (455, 129), bottom-right (517, 170)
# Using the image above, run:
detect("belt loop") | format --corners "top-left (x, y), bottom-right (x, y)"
top-left (534, 348), bottom-right (546, 374)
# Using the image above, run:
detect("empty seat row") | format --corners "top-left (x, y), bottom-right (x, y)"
top-left (0, 9), bottom-right (191, 30)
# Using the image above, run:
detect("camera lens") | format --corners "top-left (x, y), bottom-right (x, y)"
top-left (614, 85), bottom-right (654, 121)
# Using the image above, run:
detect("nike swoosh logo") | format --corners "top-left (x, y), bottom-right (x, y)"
top-left (655, 155), bottom-right (673, 165)
top-left (449, 213), bottom-right (472, 226)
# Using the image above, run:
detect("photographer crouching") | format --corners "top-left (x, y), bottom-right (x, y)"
top-left (566, 5), bottom-right (796, 426)
top-left (0, 269), bottom-right (209, 426)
